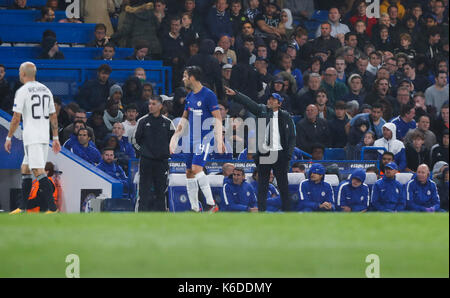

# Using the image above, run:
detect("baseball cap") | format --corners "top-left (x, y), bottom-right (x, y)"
top-left (385, 162), bottom-right (398, 171)
top-left (270, 93), bottom-right (283, 102)
top-left (214, 47), bottom-right (224, 54)
top-left (222, 64), bottom-right (232, 70)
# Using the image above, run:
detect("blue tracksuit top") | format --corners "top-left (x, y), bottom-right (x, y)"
top-left (118, 136), bottom-right (136, 159)
top-left (371, 176), bottom-right (406, 212)
top-left (96, 160), bottom-right (129, 188)
top-left (222, 177), bottom-right (257, 212)
top-left (251, 181), bottom-right (281, 212)
top-left (63, 134), bottom-right (95, 151)
top-left (336, 169), bottom-right (370, 212)
top-left (296, 164), bottom-right (335, 211)
top-left (406, 176), bottom-right (441, 211)
top-left (69, 140), bottom-right (102, 166)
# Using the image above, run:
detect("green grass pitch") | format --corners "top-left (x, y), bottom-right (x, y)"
top-left (0, 213), bottom-right (448, 278)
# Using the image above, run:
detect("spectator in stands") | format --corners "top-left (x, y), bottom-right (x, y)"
top-left (414, 92), bottom-right (437, 123)
top-left (390, 102), bottom-right (417, 141)
top-left (431, 130), bottom-right (449, 168)
top-left (355, 55), bottom-right (376, 91)
top-left (62, 111), bottom-right (95, 145)
top-left (394, 33), bottom-right (417, 61)
top-left (291, 162), bottom-right (306, 174)
top-left (404, 115), bottom-right (437, 151)
top-left (126, 40), bottom-right (154, 61)
top-left (38, 36), bottom-right (64, 60)
top-left (432, 102), bottom-right (449, 143)
top-left (417, 27), bottom-right (442, 64)
top-left (406, 164), bottom-right (442, 212)
top-left (365, 78), bottom-right (395, 121)
top-left (110, 1), bottom-right (162, 58)
top-left (244, 0), bottom-right (261, 24)
top-left (222, 168), bottom-right (258, 212)
top-left (320, 67), bottom-right (349, 106)
top-left (296, 163), bottom-right (334, 212)
top-left (186, 39), bottom-right (224, 101)
top-left (347, 115), bottom-right (370, 158)
top-left (9, 0), bottom-right (28, 9)
top-left (52, 97), bottom-right (70, 133)
top-left (37, 7), bottom-right (55, 22)
top-left (274, 53), bottom-right (303, 92)
top-left (436, 166), bottom-right (449, 211)
top-left (296, 73), bottom-right (321, 116)
top-left (82, 0), bottom-right (114, 37)
top-left (230, 47), bottom-right (261, 103)
top-left (86, 24), bottom-right (110, 48)
top-left (379, 151), bottom-right (395, 177)
top-left (103, 98), bottom-right (124, 132)
top-left (290, 28), bottom-right (311, 72)
top-left (336, 168), bottom-right (370, 212)
top-left (254, 2), bottom-right (284, 39)
top-left (108, 84), bottom-right (123, 107)
top-left (134, 68), bottom-right (147, 82)
top-left (0, 64), bottom-right (12, 113)
top-left (371, 161), bottom-right (406, 212)
top-left (97, 147), bottom-right (130, 195)
top-left (328, 101), bottom-right (349, 148)
top-left (356, 131), bottom-right (378, 161)
top-left (314, 89), bottom-right (335, 120)
top-left (122, 76), bottom-right (143, 107)
top-left (366, 51), bottom-right (382, 76)
top-left (76, 64), bottom-right (113, 111)
top-left (296, 104), bottom-right (331, 153)
top-left (86, 110), bottom-right (109, 149)
top-left (218, 35), bottom-right (237, 66)
top-left (343, 73), bottom-right (366, 105)
top-left (311, 144), bottom-right (325, 161)
top-left (122, 103), bottom-right (139, 141)
top-left (63, 120), bottom-right (87, 150)
top-left (405, 131), bottom-right (431, 173)
top-left (374, 123), bottom-right (407, 172)
top-left (425, 71), bottom-right (449, 112)
top-left (315, 7), bottom-right (350, 41)
top-left (229, 0), bottom-right (249, 37)
top-left (66, 128), bottom-right (102, 165)
top-left (251, 168), bottom-right (281, 212)
top-left (136, 82), bottom-right (153, 116)
top-left (234, 21), bottom-right (264, 52)
top-left (112, 122), bottom-right (135, 159)
top-left (349, 0), bottom-right (378, 37)
top-left (94, 43), bottom-right (116, 61)
top-left (205, 0), bottom-right (233, 42)
top-left (310, 22), bottom-right (341, 57)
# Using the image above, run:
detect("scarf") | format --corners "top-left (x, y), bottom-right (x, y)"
top-left (103, 110), bottom-right (124, 131)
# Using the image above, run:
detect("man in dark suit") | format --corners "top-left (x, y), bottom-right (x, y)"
top-left (225, 86), bottom-right (296, 212)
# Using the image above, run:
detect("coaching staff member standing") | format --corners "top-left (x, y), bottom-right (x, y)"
top-left (134, 95), bottom-right (175, 211)
top-left (225, 86), bottom-right (296, 211)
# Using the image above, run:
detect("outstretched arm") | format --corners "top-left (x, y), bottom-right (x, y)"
top-left (224, 86), bottom-right (262, 117)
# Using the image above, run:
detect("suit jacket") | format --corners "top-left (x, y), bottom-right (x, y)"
top-left (230, 91), bottom-right (296, 164)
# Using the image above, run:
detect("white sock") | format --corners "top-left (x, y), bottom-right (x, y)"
top-left (186, 178), bottom-right (200, 211)
top-left (195, 172), bottom-right (215, 206)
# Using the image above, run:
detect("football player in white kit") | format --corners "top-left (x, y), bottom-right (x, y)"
top-left (4, 62), bottom-right (61, 214)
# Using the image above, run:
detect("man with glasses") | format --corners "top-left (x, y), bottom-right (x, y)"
top-left (320, 67), bottom-right (348, 106)
top-left (87, 23), bottom-right (110, 48)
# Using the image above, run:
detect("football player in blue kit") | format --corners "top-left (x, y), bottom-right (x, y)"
top-left (170, 66), bottom-right (225, 212)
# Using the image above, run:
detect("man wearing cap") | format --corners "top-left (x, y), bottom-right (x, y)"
top-left (221, 63), bottom-right (232, 88)
top-left (214, 47), bottom-right (226, 65)
top-left (296, 163), bottom-right (335, 212)
top-left (336, 168), bottom-right (370, 212)
top-left (225, 86), bottom-right (296, 212)
top-left (371, 161), bottom-right (406, 212)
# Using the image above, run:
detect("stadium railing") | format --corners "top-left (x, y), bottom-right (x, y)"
top-left (2, 59), bottom-right (172, 100)
top-left (0, 22), bottom-right (96, 44)
top-left (361, 146), bottom-right (386, 160)
top-left (0, 46), bottom-right (135, 60)
top-left (0, 9), bottom-right (67, 22)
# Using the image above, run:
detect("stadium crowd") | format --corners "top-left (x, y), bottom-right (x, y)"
top-left (0, 0), bottom-right (448, 212)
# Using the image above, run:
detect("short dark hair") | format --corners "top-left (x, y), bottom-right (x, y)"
top-left (104, 42), bottom-right (115, 50)
top-left (382, 151), bottom-right (395, 159)
top-left (411, 131), bottom-right (425, 140)
top-left (400, 102), bottom-right (415, 117)
top-left (184, 66), bottom-right (202, 81)
top-left (372, 102), bottom-right (383, 110)
top-left (102, 147), bottom-right (115, 154)
top-left (150, 95), bottom-right (163, 103)
top-left (95, 23), bottom-right (107, 32)
top-left (125, 103), bottom-right (138, 112)
top-left (98, 64), bottom-right (112, 74)
top-left (335, 101), bottom-right (346, 110)
top-left (292, 162), bottom-right (306, 171)
top-left (77, 127), bottom-right (92, 138)
top-left (234, 167), bottom-right (245, 176)
top-left (345, 31), bottom-right (357, 40)
top-left (73, 119), bottom-right (86, 127)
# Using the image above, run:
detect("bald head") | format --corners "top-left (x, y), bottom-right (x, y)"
top-left (305, 104), bottom-right (319, 121)
top-left (417, 164), bottom-right (430, 183)
top-left (19, 62), bottom-right (37, 83)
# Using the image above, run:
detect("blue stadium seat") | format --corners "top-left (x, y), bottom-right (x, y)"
top-left (311, 10), bottom-right (329, 22)
top-left (395, 173), bottom-right (414, 185)
top-left (324, 148), bottom-right (346, 161)
top-left (365, 172), bottom-right (378, 196)
top-left (0, 22), bottom-right (96, 44)
top-left (102, 198), bottom-right (135, 212)
top-left (0, 9), bottom-right (67, 23)
top-left (288, 173), bottom-right (305, 210)
top-left (208, 175), bottom-right (226, 211)
top-left (0, 0), bottom-right (47, 7)
top-left (168, 174), bottom-right (191, 212)
top-left (324, 174), bottom-right (340, 202)
top-left (0, 47), bottom-right (136, 60)
top-left (304, 20), bottom-right (320, 39)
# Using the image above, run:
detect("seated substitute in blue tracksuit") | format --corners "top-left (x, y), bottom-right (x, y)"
top-left (296, 163), bottom-right (335, 212)
top-left (96, 148), bottom-right (130, 196)
top-left (250, 169), bottom-right (281, 212)
top-left (371, 162), bottom-right (406, 212)
top-left (336, 168), bottom-right (370, 212)
top-left (406, 164), bottom-right (442, 212)
top-left (222, 168), bottom-right (258, 212)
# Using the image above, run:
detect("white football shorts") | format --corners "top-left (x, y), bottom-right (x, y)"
top-left (22, 143), bottom-right (49, 170)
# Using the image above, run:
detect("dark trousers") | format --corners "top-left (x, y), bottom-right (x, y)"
top-left (138, 157), bottom-right (168, 212)
top-left (256, 157), bottom-right (290, 212)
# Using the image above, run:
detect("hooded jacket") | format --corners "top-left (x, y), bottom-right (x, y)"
top-left (371, 175), bottom-right (405, 212)
top-left (296, 163), bottom-right (334, 212)
top-left (222, 177), bottom-right (257, 212)
top-left (374, 123), bottom-right (407, 171)
top-left (406, 175), bottom-right (441, 212)
top-left (66, 137), bottom-right (102, 166)
top-left (96, 160), bottom-right (129, 193)
top-left (336, 169), bottom-right (370, 212)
